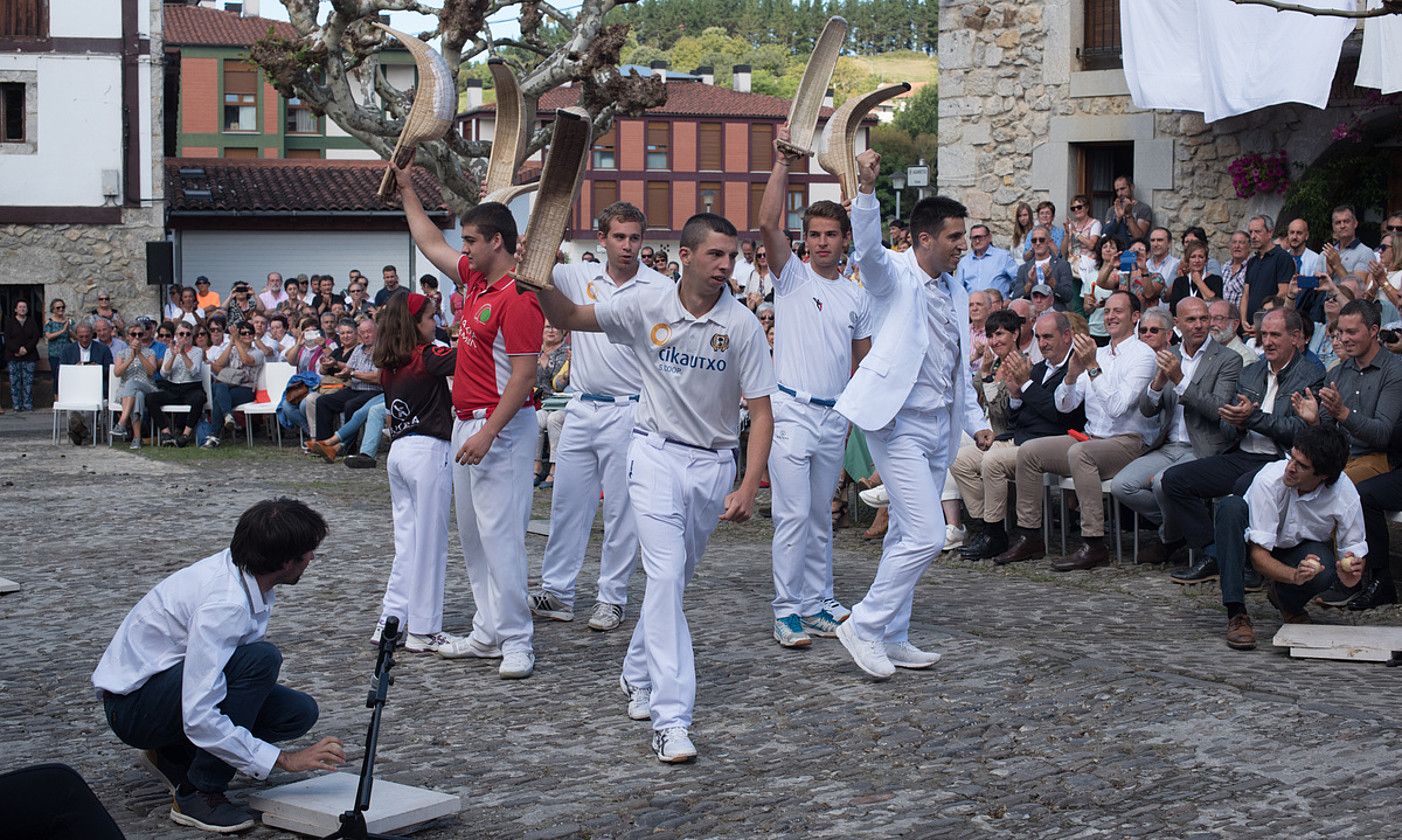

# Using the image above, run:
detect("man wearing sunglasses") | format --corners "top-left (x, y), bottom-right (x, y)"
top-left (1013, 226), bottom-right (1073, 311)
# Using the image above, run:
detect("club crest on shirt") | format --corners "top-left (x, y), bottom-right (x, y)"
top-left (813, 297), bottom-right (823, 312)
top-left (585, 281), bottom-right (599, 302)
top-left (476, 304), bottom-right (492, 325)
top-left (710, 333), bottom-right (730, 352)
top-left (650, 323), bottom-right (672, 347)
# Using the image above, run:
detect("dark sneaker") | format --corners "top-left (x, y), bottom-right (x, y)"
top-left (1315, 580), bottom-right (1361, 608)
top-left (344, 453), bottom-right (377, 469)
top-left (170, 788), bottom-right (256, 833)
top-left (140, 749), bottom-right (187, 796)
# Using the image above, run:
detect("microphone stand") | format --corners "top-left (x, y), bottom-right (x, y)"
top-left (326, 616), bottom-right (408, 840)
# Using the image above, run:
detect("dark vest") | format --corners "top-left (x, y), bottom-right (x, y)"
top-left (1011, 360), bottom-right (1086, 445)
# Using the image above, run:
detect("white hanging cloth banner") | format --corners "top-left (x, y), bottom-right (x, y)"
top-left (1122, 0), bottom-right (1354, 123)
top-left (1356, 0), bottom-right (1402, 95)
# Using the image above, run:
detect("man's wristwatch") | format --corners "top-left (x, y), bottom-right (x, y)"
top-left (1087, 367), bottom-right (1103, 379)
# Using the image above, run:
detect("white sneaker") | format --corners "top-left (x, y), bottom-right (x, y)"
top-left (405, 631), bottom-right (472, 655)
top-left (858, 484), bottom-right (889, 507)
top-left (498, 650), bottom-right (535, 679)
top-left (822, 597), bottom-right (851, 622)
top-left (620, 674), bottom-right (651, 721)
top-left (433, 634), bottom-right (503, 660)
top-left (528, 590), bottom-right (574, 622)
top-left (200, 436), bottom-right (220, 449)
top-left (836, 620), bottom-right (894, 680)
top-left (587, 601), bottom-right (624, 631)
top-left (944, 523), bottom-right (967, 552)
top-left (886, 640), bottom-right (942, 669)
top-left (773, 615), bottom-right (812, 648)
top-left (652, 726), bottom-right (697, 763)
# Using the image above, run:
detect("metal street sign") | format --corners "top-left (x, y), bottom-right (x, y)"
top-left (906, 164), bottom-right (929, 188)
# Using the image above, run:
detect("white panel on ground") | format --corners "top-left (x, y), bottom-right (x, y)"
top-left (248, 772), bottom-right (460, 838)
top-left (0, 575), bottom-right (19, 594)
top-left (178, 231), bottom-right (413, 299)
top-left (526, 519), bottom-right (550, 537)
top-left (1272, 624), bottom-right (1402, 663)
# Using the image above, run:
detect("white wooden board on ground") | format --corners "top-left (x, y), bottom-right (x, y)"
top-left (526, 518), bottom-right (550, 537)
top-left (0, 576), bottom-right (19, 594)
top-left (1272, 624), bottom-right (1402, 663)
top-left (247, 772), bottom-right (460, 837)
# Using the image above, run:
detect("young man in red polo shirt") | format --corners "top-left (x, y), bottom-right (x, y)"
top-left (396, 166), bottom-right (543, 679)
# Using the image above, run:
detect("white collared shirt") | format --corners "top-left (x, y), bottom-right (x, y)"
top-left (1244, 459), bottom-right (1368, 558)
top-left (79, 343), bottom-right (92, 363)
top-left (904, 270), bottom-right (960, 413)
top-left (1239, 362), bottom-right (1282, 455)
top-left (1147, 253), bottom-right (1180, 282)
top-left (1147, 337), bottom-right (1213, 445)
top-left (595, 280), bottom-right (776, 449)
top-left (552, 261), bottom-right (669, 397)
top-left (92, 550), bottom-right (283, 781)
top-left (772, 257), bottom-right (872, 400)
top-left (1055, 334), bottom-right (1158, 443)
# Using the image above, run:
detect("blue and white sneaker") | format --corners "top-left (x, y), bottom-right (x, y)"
top-left (772, 614), bottom-right (812, 648)
top-left (822, 597), bottom-right (851, 622)
top-left (800, 609), bottom-right (841, 638)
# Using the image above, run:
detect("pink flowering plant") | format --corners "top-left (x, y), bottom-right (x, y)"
top-left (1228, 150), bottom-right (1290, 199)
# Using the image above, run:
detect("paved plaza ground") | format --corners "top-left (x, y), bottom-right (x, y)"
top-left (3, 414), bottom-right (1402, 839)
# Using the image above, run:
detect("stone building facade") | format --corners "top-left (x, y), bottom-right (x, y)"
top-left (937, 0), bottom-right (1402, 253)
top-left (0, 0), bottom-right (165, 342)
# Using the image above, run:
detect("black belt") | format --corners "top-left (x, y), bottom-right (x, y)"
top-left (632, 427), bottom-right (727, 454)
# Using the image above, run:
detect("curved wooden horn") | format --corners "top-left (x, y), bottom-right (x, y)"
top-left (482, 182), bottom-right (539, 206)
top-left (817, 82), bottom-right (912, 202)
top-left (484, 57), bottom-right (529, 195)
top-left (513, 108), bottom-right (593, 291)
top-left (374, 23), bottom-right (457, 199)
top-left (775, 16), bottom-right (848, 159)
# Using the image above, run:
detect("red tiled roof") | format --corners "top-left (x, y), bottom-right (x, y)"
top-left (163, 4), bottom-right (297, 47)
top-left (462, 80), bottom-right (844, 121)
top-left (166, 158), bottom-right (451, 216)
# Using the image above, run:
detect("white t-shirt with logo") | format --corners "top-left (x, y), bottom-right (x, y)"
top-left (552, 261), bottom-right (669, 397)
top-left (772, 257), bottom-right (872, 400)
top-left (595, 281), bottom-right (776, 450)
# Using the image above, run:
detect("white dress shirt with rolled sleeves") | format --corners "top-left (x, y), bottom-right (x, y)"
top-left (1243, 459), bottom-right (1368, 559)
top-left (91, 550), bottom-right (283, 781)
top-left (1054, 335), bottom-right (1158, 443)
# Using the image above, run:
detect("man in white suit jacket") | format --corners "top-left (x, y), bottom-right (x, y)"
top-left (833, 150), bottom-right (993, 680)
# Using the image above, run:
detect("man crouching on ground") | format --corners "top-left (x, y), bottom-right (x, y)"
top-left (92, 497), bottom-right (344, 833)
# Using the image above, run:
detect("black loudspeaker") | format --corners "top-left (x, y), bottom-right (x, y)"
top-left (146, 241), bottom-right (174, 286)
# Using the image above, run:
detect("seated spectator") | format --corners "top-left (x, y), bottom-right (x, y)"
top-left (174, 286), bottom-right (206, 328)
top-left (1125, 239), bottom-right (1166, 311)
top-left (90, 290), bottom-right (126, 333)
top-left (1289, 300), bottom-right (1402, 486)
top-left (1180, 225), bottom-right (1223, 276)
top-left (956, 224), bottom-right (1017, 300)
top-left (94, 316), bottom-right (128, 358)
top-left (1167, 241), bottom-right (1223, 314)
top-left (164, 285), bottom-right (184, 321)
top-left (91, 498), bottom-right (343, 833)
top-left (225, 282), bottom-right (258, 328)
top-left (1145, 226), bottom-right (1180, 288)
top-left (314, 318), bottom-right (381, 439)
top-left (1214, 425), bottom-right (1364, 650)
top-left (193, 276), bottom-right (221, 310)
top-left (206, 317), bottom-right (229, 352)
top-left (284, 317), bottom-right (326, 373)
top-left (306, 395), bottom-right (387, 468)
top-left (534, 323), bottom-right (569, 488)
top-left (1030, 284), bottom-right (1055, 317)
top-left (346, 282), bottom-right (374, 320)
top-left (58, 320), bottom-right (115, 396)
top-left (1014, 226), bottom-right (1074, 310)
top-left (1006, 299), bottom-right (1042, 363)
top-left (1011, 202), bottom-right (1034, 265)
top-left (257, 272), bottom-right (287, 311)
top-left (259, 314), bottom-right (294, 358)
top-left (1281, 218), bottom-right (1324, 277)
top-left (151, 321), bottom-right (173, 365)
top-left (207, 322), bottom-right (266, 447)
top-left (992, 291), bottom-right (1157, 570)
top-left (146, 323), bottom-right (205, 446)
top-left (1209, 299), bottom-right (1257, 366)
top-left (1112, 299), bottom-right (1242, 564)
top-left (967, 290), bottom-right (991, 374)
top-left (956, 311), bottom-right (1086, 560)
top-left (112, 324), bottom-right (160, 448)
top-left (317, 310), bottom-right (338, 344)
top-left (1084, 235), bottom-right (1122, 347)
top-left (1356, 449), bottom-right (1402, 611)
top-left (278, 279), bottom-right (315, 323)
top-left (1035, 201), bottom-right (1064, 256)
top-left (1159, 308), bottom-right (1325, 584)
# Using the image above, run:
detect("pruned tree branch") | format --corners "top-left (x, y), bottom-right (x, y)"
top-left (255, 0), bottom-right (658, 213)
top-left (1230, 0), bottom-right (1402, 18)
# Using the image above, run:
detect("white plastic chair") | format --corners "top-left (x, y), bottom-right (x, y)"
top-left (1044, 474), bottom-right (1128, 564)
top-left (51, 365), bottom-right (104, 446)
top-left (236, 362), bottom-right (296, 446)
top-left (106, 366), bottom-right (123, 445)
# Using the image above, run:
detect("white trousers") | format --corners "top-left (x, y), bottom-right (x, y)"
top-left (768, 392), bottom-right (848, 618)
top-left (452, 408), bottom-right (537, 655)
top-left (539, 397), bottom-right (639, 607)
top-left (620, 433), bottom-right (735, 731)
top-left (535, 408), bottom-right (565, 463)
top-left (849, 406), bottom-right (952, 644)
top-left (381, 435), bottom-right (452, 636)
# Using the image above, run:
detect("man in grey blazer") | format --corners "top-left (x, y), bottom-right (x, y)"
top-left (1111, 298), bottom-right (1242, 564)
top-left (832, 150), bottom-right (993, 681)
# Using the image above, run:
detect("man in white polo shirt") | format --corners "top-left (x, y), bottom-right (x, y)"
top-left (534, 212), bottom-right (776, 764)
top-left (528, 201), bottom-right (669, 632)
top-left (760, 124), bottom-right (872, 649)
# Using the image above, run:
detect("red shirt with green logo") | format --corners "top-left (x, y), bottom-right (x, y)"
top-left (453, 256), bottom-right (544, 418)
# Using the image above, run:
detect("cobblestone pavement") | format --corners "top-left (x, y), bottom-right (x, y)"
top-left (3, 424), bottom-right (1402, 839)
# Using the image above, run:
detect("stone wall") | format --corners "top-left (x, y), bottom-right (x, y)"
top-left (0, 207), bottom-right (166, 322)
top-left (937, 0), bottom-right (1377, 255)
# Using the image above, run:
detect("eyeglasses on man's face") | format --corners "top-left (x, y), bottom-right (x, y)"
top-left (1031, 237), bottom-right (1047, 244)
top-left (1138, 326), bottom-right (1164, 335)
